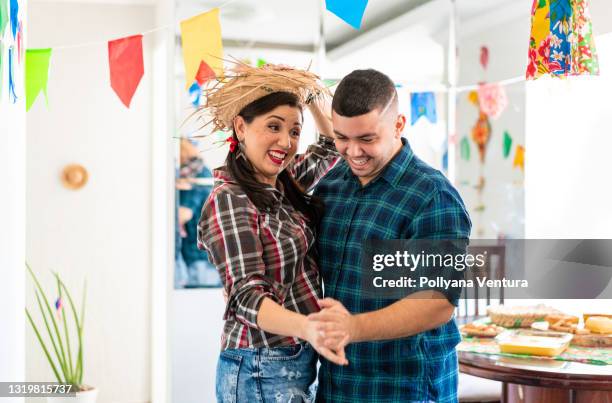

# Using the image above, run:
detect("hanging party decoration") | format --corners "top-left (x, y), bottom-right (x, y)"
top-left (326, 0), bottom-right (369, 30)
top-left (108, 35), bottom-right (144, 108)
top-left (25, 48), bottom-right (52, 111)
top-left (477, 82), bottom-right (508, 119)
top-left (257, 58), bottom-right (267, 68)
top-left (180, 8), bottom-right (223, 89)
top-left (188, 81), bottom-right (201, 107)
top-left (503, 130), bottom-right (513, 159)
top-left (410, 92), bottom-right (437, 125)
top-left (467, 90), bottom-right (479, 106)
top-left (9, 0), bottom-right (18, 39)
top-left (513, 145), bottom-right (525, 171)
top-left (527, 0), bottom-right (599, 79)
top-left (480, 46), bottom-right (489, 70)
top-left (0, 0), bottom-right (8, 37)
top-left (471, 111), bottom-right (491, 163)
top-left (460, 136), bottom-right (471, 161)
top-left (8, 46), bottom-right (16, 103)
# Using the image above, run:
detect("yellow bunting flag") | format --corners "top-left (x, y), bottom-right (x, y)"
top-left (180, 8), bottom-right (223, 89)
top-left (25, 48), bottom-right (52, 111)
top-left (513, 145), bottom-right (525, 172)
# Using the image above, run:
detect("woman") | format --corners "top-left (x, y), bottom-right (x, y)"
top-left (196, 64), bottom-right (346, 403)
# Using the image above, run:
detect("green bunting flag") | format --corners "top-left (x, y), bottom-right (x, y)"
top-left (503, 130), bottom-right (513, 158)
top-left (26, 48), bottom-right (52, 111)
top-left (460, 136), bottom-right (471, 161)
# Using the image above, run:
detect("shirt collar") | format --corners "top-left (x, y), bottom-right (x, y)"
top-left (342, 137), bottom-right (414, 188)
top-left (213, 166), bottom-right (284, 203)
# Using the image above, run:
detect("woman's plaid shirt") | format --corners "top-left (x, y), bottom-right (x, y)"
top-left (197, 136), bottom-right (339, 350)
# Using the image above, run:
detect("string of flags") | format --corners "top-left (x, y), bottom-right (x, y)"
top-left (12, 0), bottom-right (601, 115)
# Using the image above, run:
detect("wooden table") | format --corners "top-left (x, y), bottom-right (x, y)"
top-left (459, 351), bottom-right (612, 403)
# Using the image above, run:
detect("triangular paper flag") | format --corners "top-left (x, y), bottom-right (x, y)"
top-left (410, 92), bottom-right (437, 125)
top-left (108, 34), bottom-right (144, 108)
top-left (503, 131), bottom-right (513, 159)
top-left (180, 8), bottom-right (223, 89)
top-left (195, 59), bottom-right (215, 85)
top-left (326, 0), bottom-right (368, 30)
top-left (460, 136), bottom-right (471, 161)
top-left (257, 58), bottom-right (267, 68)
top-left (513, 145), bottom-right (525, 171)
top-left (188, 81), bottom-right (201, 107)
top-left (9, 0), bottom-right (18, 39)
top-left (25, 48), bottom-right (52, 111)
top-left (0, 0), bottom-right (8, 37)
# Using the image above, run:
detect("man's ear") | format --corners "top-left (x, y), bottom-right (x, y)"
top-left (395, 114), bottom-right (407, 137)
top-left (233, 116), bottom-right (246, 141)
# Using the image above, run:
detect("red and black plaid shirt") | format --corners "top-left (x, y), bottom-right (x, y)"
top-left (197, 136), bottom-right (339, 350)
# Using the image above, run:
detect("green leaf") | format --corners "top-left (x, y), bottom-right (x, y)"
top-left (34, 290), bottom-right (65, 383)
top-left (57, 274), bottom-right (75, 383)
top-left (55, 273), bottom-right (85, 387)
top-left (26, 309), bottom-right (63, 383)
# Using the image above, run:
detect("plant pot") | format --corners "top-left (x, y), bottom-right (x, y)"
top-left (47, 386), bottom-right (98, 403)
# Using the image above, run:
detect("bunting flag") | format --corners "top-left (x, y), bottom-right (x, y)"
top-left (503, 130), bottom-right (513, 159)
top-left (326, 0), bottom-right (368, 30)
top-left (25, 48), bottom-right (52, 111)
top-left (180, 8), bottom-right (223, 89)
top-left (188, 81), bottom-right (201, 107)
top-left (257, 58), bottom-right (267, 68)
top-left (467, 90), bottom-right (479, 106)
top-left (0, 0), bottom-right (8, 37)
top-left (8, 46), bottom-right (16, 103)
top-left (9, 0), bottom-right (17, 39)
top-left (460, 136), bottom-right (471, 161)
top-left (527, 0), bottom-right (599, 79)
top-left (108, 34), bottom-right (144, 108)
top-left (410, 92), bottom-right (437, 125)
top-left (477, 82), bottom-right (508, 119)
top-left (514, 145), bottom-right (525, 171)
top-left (480, 46), bottom-right (489, 70)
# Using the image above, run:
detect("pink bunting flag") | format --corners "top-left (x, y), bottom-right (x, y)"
top-left (477, 83), bottom-right (508, 120)
top-left (108, 35), bottom-right (144, 108)
top-left (480, 46), bottom-right (489, 70)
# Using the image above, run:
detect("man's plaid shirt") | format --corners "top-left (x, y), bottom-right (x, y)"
top-left (314, 138), bottom-right (471, 403)
top-left (197, 136), bottom-right (339, 350)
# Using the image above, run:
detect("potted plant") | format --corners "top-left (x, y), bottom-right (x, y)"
top-left (25, 263), bottom-right (98, 403)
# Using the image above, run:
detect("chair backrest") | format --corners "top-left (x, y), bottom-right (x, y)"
top-left (456, 244), bottom-right (506, 319)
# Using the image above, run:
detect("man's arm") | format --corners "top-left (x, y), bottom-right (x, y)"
top-left (311, 292), bottom-right (454, 343)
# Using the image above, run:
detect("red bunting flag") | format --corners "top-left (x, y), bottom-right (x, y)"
top-left (108, 35), bottom-right (144, 108)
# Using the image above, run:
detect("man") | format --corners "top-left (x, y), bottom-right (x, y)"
top-left (311, 69), bottom-right (471, 402)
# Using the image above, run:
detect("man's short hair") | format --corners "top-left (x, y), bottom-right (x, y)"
top-left (332, 69), bottom-right (397, 117)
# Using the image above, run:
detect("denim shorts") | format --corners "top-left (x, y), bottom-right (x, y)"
top-left (216, 343), bottom-right (318, 403)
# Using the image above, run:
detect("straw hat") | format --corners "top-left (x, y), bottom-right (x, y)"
top-left (196, 60), bottom-right (330, 133)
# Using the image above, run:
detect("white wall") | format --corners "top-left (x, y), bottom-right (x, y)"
top-left (26, 3), bottom-right (155, 402)
top-left (0, 0), bottom-right (26, 399)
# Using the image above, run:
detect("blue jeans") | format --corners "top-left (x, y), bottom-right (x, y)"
top-left (216, 343), bottom-right (318, 403)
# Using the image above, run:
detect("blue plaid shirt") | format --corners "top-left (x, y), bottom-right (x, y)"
top-left (314, 138), bottom-right (471, 403)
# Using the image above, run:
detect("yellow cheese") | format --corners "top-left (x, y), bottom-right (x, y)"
top-left (585, 316), bottom-right (612, 334)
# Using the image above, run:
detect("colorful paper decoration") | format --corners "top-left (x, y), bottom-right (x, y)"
top-left (503, 131), bottom-right (513, 158)
top-left (108, 35), bottom-right (144, 108)
top-left (180, 8), bottom-right (223, 89)
top-left (410, 92), bottom-right (437, 125)
top-left (16, 20), bottom-right (22, 62)
top-left (188, 81), bottom-right (201, 107)
top-left (460, 136), bottom-right (471, 161)
top-left (513, 145), bottom-right (525, 171)
top-left (480, 46), bottom-right (489, 70)
top-left (9, 0), bottom-right (17, 39)
top-left (527, 0), bottom-right (599, 79)
top-left (257, 58), bottom-right (267, 68)
top-left (326, 0), bottom-right (368, 30)
top-left (477, 83), bottom-right (508, 119)
top-left (471, 112), bottom-right (491, 163)
top-left (468, 90), bottom-right (479, 106)
top-left (8, 46), bottom-right (16, 103)
top-left (25, 48), bottom-right (52, 111)
top-left (194, 60), bottom-right (215, 85)
top-left (0, 0), bottom-right (8, 37)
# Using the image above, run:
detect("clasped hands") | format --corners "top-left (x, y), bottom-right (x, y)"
top-left (302, 298), bottom-right (356, 366)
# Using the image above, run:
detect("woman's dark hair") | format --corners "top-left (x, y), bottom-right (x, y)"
top-left (226, 91), bottom-right (324, 225)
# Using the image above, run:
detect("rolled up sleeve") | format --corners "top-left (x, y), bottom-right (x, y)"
top-left (197, 191), bottom-right (284, 328)
top-left (289, 135), bottom-right (339, 191)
